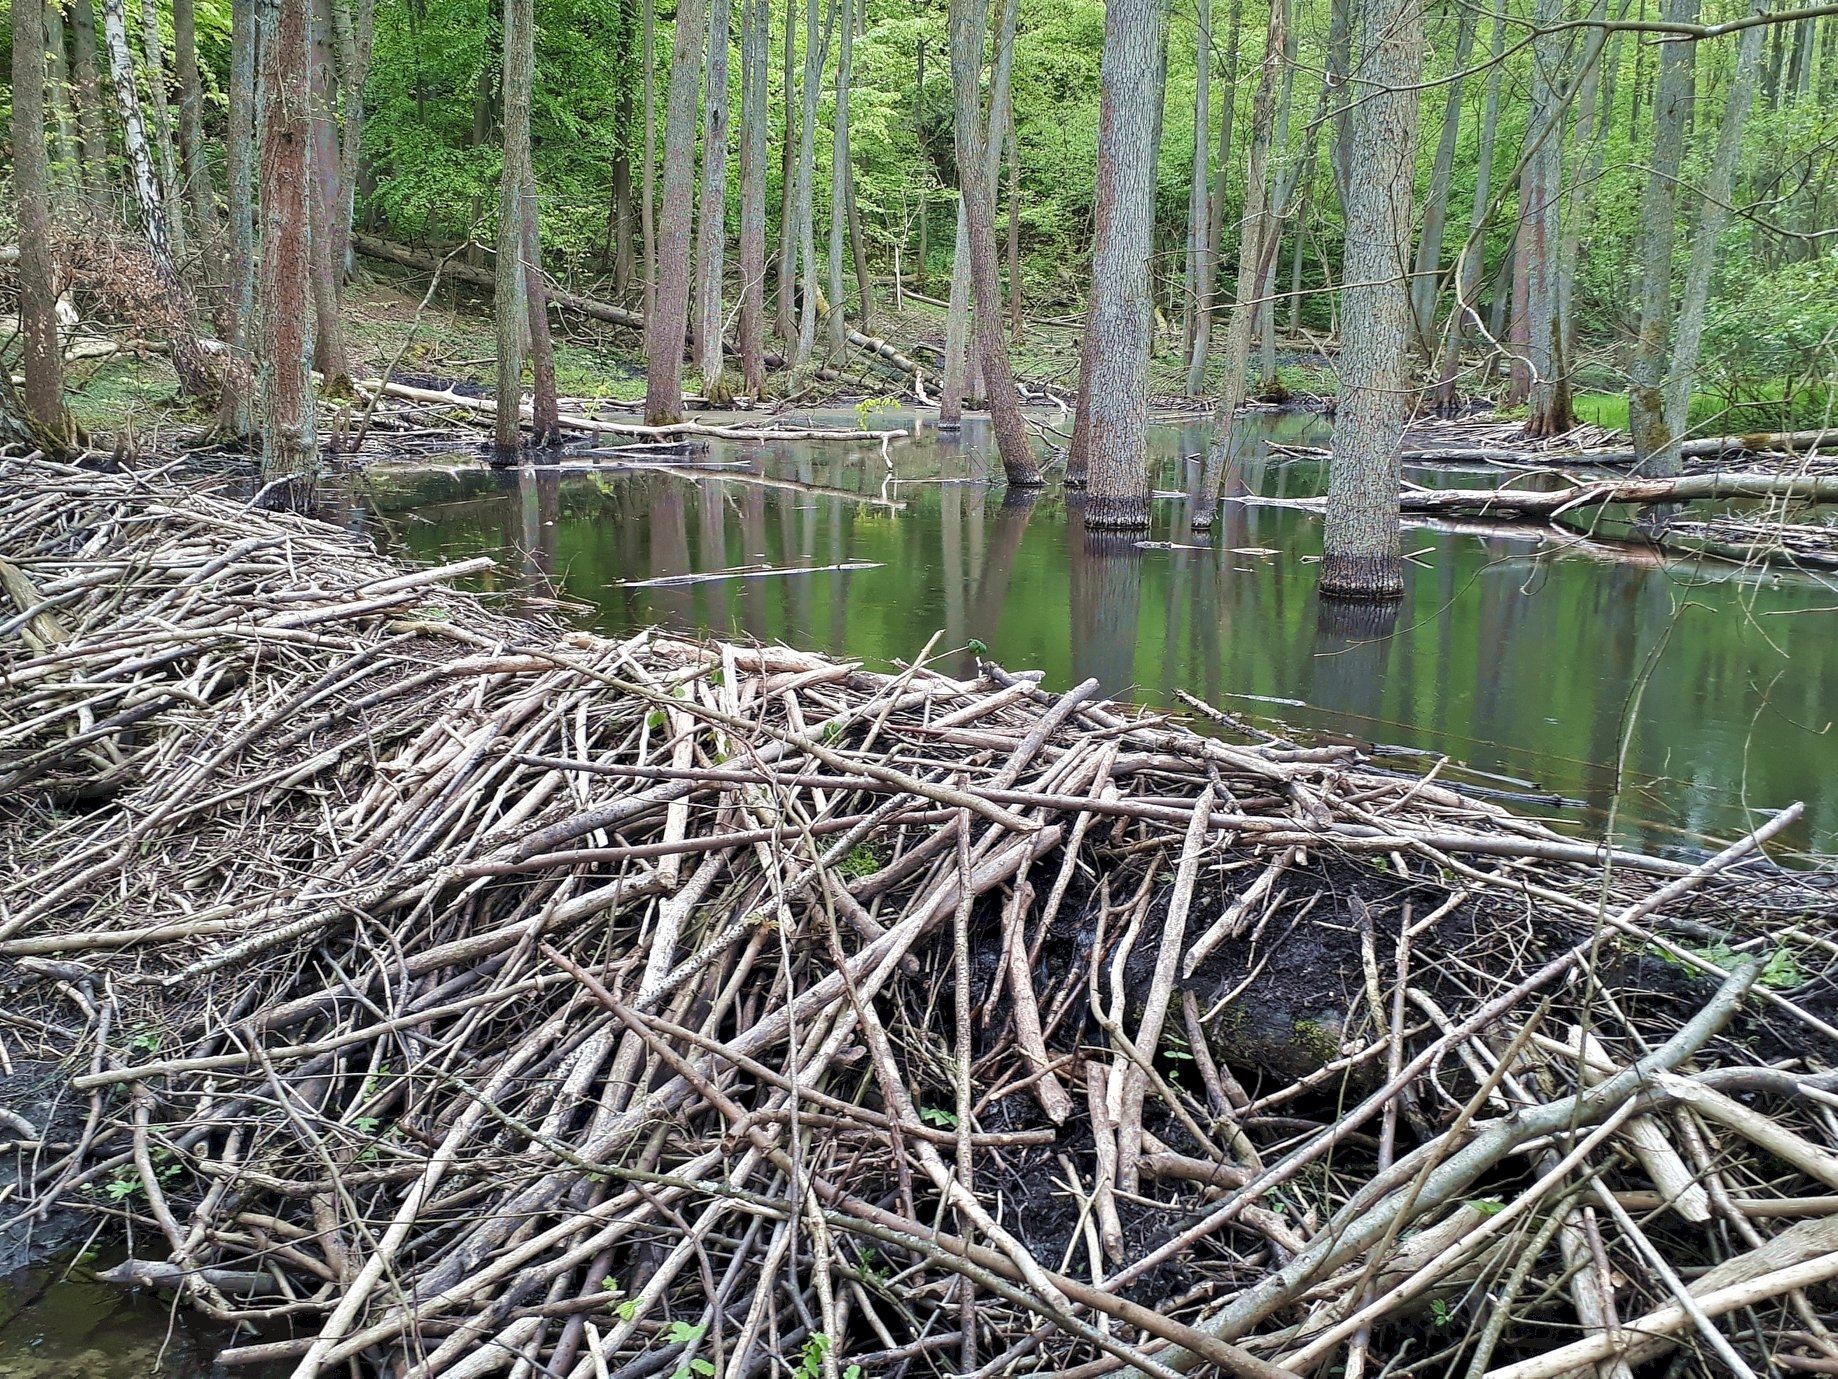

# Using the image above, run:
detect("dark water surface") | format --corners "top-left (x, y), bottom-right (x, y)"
top-left (346, 409), bottom-right (1838, 859)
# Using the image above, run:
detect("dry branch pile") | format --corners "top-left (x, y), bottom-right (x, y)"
top-left (6, 454), bottom-right (1838, 1379)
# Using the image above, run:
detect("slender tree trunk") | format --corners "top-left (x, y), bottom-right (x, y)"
top-left (1521, 0), bottom-right (1571, 437)
top-left (1627, 0), bottom-right (1699, 468)
top-left (738, 0), bottom-right (770, 395)
top-left (697, 0), bottom-right (734, 399)
top-left (1081, 0), bottom-right (1167, 529)
top-left (642, 0), bottom-right (657, 322)
top-left (1659, 8), bottom-right (1764, 472)
top-left (69, 0), bottom-right (111, 190)
top-left (1180, 0), bottom-right (1211, 368)
top-left (173, 0), bottom-right (221, 252)
top-left (776, 0), bottom-right (797, 343)
top-left (308, 0), bottom-right (350, 382)
top-left (330, 0), bottom-right (376, 278)
top-left (1431, 0), bottom-right (1504, 409)
top-left (950, 0), bottom-right (1039, 484)
top-left (139, 0), bottom-right (189, 262)
top-left (847, 152), bottom-right (874, 328)
top-left (1186, 0), bottom-right (1243, 394)
top-left (466, 64), bottom-right (492, 267)
top-left (792, 0), bottom-right (829, 364)
top-left (642, 0), bottom-right (710, 423)
top-left (1557, 0), bottom-right (1606, 372)
top-left (1005, 110), bottom-right (1021, 336)
top-left (611, 0), bottom-right (638, 290)
top-left (1319, 0), bottom-right (1422, 599)
top-left (939, 207), bottom-right (973, 426)
top-left (259, 0), bottom-right (318, 481)
top-left (494, 0), bottom-right (534, 456)
top-left (43, 0), bottom-right (81, 191)
top-left (1256, 19), bottom-right (1298, 394)
top-left (99, 0), bottom-right (174, 262)
top-left (915, 37), bottom-right (929, 292)
top-left (1406, 1), bottom-right (1475, 354)
top-left (827, 0), bottom-right (854, 352)
top-left (1192, 0), bottom-right (1287, 527)
top-left (523, 167), bottom-right (560, 445)
top-left (218, 0), bottom-right (259, 437)
top-left (11, 0), bottom-right (75, 450)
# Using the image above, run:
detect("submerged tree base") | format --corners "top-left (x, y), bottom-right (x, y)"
top-left (1316, 550), bottom-right (1406, 600)
top-left (3, 454), bottom-right (1836, 1379)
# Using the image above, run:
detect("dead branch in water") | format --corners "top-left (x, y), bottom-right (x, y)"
top-left (3, 454), bottom-right (1836, 1379)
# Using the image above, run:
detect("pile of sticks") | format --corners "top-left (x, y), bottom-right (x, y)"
top-left (5, 452), bottom-right (1838, 1379)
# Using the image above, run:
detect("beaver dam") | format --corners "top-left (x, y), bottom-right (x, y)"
top-left (5, 453), bottom-right (1838, 1379)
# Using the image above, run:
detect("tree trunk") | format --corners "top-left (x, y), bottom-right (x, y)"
top-left (1186, 0), bottom-right (1242, 394)
top-left (99, 0), bottom-right (175, 263)
top-left (776, 0), bottom-right (797, 343)
top-left (69, 0), bottom-right (111, 191)
top-left (1191, 0), bottom-right (1286, 528)
top-left (696, 0), bottom-right (734, 400)
top-left (218, 0), bottom-right (259, 438)
top-left (939, 207), bottom-right (974, 427)
top-left (827, 0), bottom-right (853, 353)
top-left (1521, 0), bottom-right (1571, 438)
top-left (949, 0), bottom-right (1038, 484)
top-left (1080, 0), bottom-right (1166, 529)
top-left (259, 0), bottom-right (319, 482)
top-left (1557, 0), bottom-right (1606, 373)
top-left (330, 0), bottom-right (376, 278)
top-left (1005, 109), bottom-right (1021, 337)
top-left (642, 0), bottom-right (657, 322)
top-left (738, 0), bottom-right (770, 396)
top-left (642, 0), bottom-right (709, 423)
top-left (915, 37), bottom-right (929, 293)
top-left (1406, 1), bottom-right (1476, 355)
top-left (1626, 0), bottom-right (1700, 470)
top-left (1659, 8), bottom-right (1764, 473)
top-left (1318, 0), bottom-right (1421, 599)
top-left (1256, 19), bottom-right (1299, 394)
top-left (1180, 0), bottom-right (1210, 367)
top-left (173, 0), bottom-right (221, 254)
top-left (610, 0), bottom-right (638, 290)
top-left (1431, 0), bottom-right (1504, 410)
top-left (308, 0), bottom-right (350, 382)
top-left (138, 0), bottom-right (189, 262)
top-left (43, 0), bottom-right (81, 192)
top-left (11, 0), bottom-right (75, 450)
top-left (523, 167), bottom-right (560, 446)
top-left (791, 0), bottom-right (829, 364)
top-left (493, 0), bottom-right (533, 455)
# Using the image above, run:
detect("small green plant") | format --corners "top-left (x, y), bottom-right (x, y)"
top-left (837, 844), bottom-right (881, 879)
top-left (918, 1105), bottom-right (959, 1129)
top-left (853, 396), bottom-right (901, 431)
top-left (129, 1025), bottom-right (161, 1054)
top-left (796, 1333), bottom-right (832, 1379)
top-left (1429, 1298), bottom-right (1451, 1328)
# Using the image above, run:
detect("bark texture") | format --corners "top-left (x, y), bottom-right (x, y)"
top-left (696, 0), bottom-right (734, 400)
top-left (1185, 0), bottom-right (1243, 395)
top-left (12, 0), bottom-right (75, 449)
top-left (259, 0), bottom-right (319, 482)
top-left (219, 0), bottom-right (259, 438)
top-left (495, 0), bottom-right (534, 455)
top-left (99, 0), bottom-right (174, 263)
top-left (643, 0), bottom-right (709, 423)
top-left (1319, 0), bottom-right (1421, 599)
top-left (737, 0), bottom-right (770, 396)
top-left (1081, 0), bottom-right (1167, 529)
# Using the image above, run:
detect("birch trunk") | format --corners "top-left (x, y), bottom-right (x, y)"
top-left (1081, 0), bottom-right (1167, 529)
top-left (1191, 0), bottom-right (1287, 528)
top-left (1318, 0), bottom-right (1422, 598)
top-left (950, 0), bottom-right (1040, 484)
top-left (99, 0), bottom-right (174, 262)
top-left (696, 0), bottom-right (734, 400)
top-left (138, 0), bottom-right (188, 261)
top-left (494, 0), bottom-right (534, 456)
top-left (259, 0), bottom-right (318, 481)
top-left (642, 0), bottom-right (709, 422)
top-left (12, 0), bottom-right (75, 449)
top-left (737, 0), bottom-right (770, 395)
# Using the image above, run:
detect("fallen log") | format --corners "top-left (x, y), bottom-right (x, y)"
top-left (1397, 470), bottom-right (1838, 518)
top-left (1273, 427), bottom-right (1838, 469)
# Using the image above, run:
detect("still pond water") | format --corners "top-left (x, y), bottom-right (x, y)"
top-left (2, 407), bottom-right (1835, 1375)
